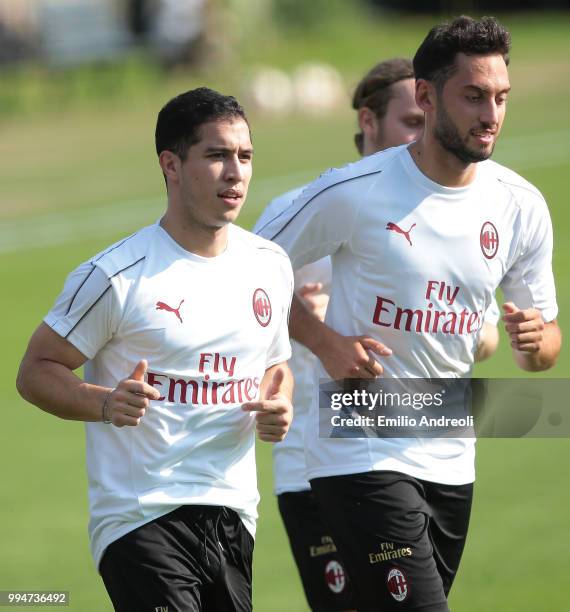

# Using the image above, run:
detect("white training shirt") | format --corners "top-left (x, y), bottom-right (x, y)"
top-left (257, 144), bottom-right (558, 486)
top-left (44, 222), bottom-right (293, 569)
top-left (255, 187), bottom-right (332, 494)
top-left (256, 181), bottom-right (501, 494)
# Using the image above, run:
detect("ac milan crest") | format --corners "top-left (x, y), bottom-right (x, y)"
top-left (325, 560), bottom-right (346, 594)
top-left (387, 567), bottom-right (408, 602)
top-left (480, 221), bottom-right (499, 259)
top-left (252, 288), bottom-right (272, 327)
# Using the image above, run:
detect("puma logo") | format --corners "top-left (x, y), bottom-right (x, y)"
top-left (156, 299), bottom-right (184, 324)
top-left (386, 222), bottom-right (416, 246)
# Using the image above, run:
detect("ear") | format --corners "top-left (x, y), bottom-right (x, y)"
top-left (358, 106), bottom-right (379, 138)
top-left (415, 79), bottom-right (436, 113)
top-left (158, 150), bottom-right (181, 184)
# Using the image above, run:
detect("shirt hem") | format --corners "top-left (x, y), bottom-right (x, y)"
top-left (92, 502), bottom-right (257, 571)
top-left (306, 463), bottom-right (475, 486)
top-left (274, 482), bottom-right (311, 496)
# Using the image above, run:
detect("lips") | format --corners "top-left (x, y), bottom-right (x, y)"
top-left (218, 188), bottom-right (243, 208)
top-left (218, 189), bottom-right (243, 199)
top-left (470, 129), bottom-right (496, 144)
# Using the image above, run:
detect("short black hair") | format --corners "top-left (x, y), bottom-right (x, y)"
top-left (413, 16), bottom-right (511, 89)
top-left (352, 58), bottom-right (414, 154)
top-left (155, 87), bottom-right (249, 160)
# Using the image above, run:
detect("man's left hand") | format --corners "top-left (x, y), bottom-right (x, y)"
top-left (242, 368), bottom-right (293, 442)
top-left (502, 302), bottom-right (544, 353)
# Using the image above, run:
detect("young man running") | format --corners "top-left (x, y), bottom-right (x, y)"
top-left (17, 87), bottom-right (294, 612)
top-left (255, 57), bottom-right (426, 612)
top-left (258, 17), bottom-right (561, 611)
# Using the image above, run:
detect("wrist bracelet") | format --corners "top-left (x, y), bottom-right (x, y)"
top-left (102, 389), bottom-right (114, 424)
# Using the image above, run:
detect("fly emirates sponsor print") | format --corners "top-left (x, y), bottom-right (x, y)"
top-left (118, 280), bottom-right (277, 411)
top-left (356, 210), bottom-right (506, 339)
top-left (147, 352), bottom-right (261, 406)
top-left (372, 279), bottom-right (484, 336)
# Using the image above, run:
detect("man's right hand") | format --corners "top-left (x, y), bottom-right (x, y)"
top-left (316, 327), bottom-right (392, 379)
top-left (106, 359), bottom-right (161, 427)
top-left (289, 293), bottom-right (392, 379)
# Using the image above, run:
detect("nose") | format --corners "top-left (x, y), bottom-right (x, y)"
top-left (480, 99), bottom-right (499, 127)
top-left (223, 155), bottom-right (243, 182)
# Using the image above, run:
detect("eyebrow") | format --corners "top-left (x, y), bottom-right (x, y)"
top-left (204, 146), bottom-right (254, 154)
top-left (464, 84), bottom-right (511, 95)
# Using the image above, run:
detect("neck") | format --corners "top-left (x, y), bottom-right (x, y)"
top-left (408, 133), bottom-right (477, 188)
top-left (160, 210), bottom-right (229, 258)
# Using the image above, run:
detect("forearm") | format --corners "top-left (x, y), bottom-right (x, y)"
top-left (512, 321), bottom-right (562, 372)
top-left (289, 293), bottom-right (335, 359)
top-left (290, 294), bottom-right (392, 379)
top-left (17, 357), bottom-right (110, 422)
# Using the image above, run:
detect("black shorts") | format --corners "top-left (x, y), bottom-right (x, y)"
top-left (99, 505), bottom-right (254, 612)
top-left (278, 490), bottom-right (357, 611)
top-left (310, 471), bottom-right (473, 612)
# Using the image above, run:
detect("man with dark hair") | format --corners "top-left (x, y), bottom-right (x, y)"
top-left (255, 56), bottom-right (499, 612)
top-left (17, 86), bottom-right (294, 612)
top-left (155, 87), bottom-right (249, 159)
top-left (255, 57), bottom-right (424, 612)
top-left (414, 15), bottom-right (510, 91)
top-left (258, 16), bottom-right (560, 611)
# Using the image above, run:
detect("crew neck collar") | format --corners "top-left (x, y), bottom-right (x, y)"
top-left (402, 147), bottom-right (481, 198)
top-left (156, 222), bottom-right (233, 263)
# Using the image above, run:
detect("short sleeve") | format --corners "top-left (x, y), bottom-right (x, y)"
top-left (265, 256), bottom-right (294, 369)
top-left (256, 172), bottom-right (359, 270)
top-left (253, 185), bottom-right (306, 235)
top-left (500, 197), bottom-right (558, 323)
top-left (44, 262), bottom-right (120, 359)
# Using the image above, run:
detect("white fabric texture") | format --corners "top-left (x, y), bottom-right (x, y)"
top-left (45, 222), bottom-right (293, 568)
top-left (257, 144), bottom-right (558, 487)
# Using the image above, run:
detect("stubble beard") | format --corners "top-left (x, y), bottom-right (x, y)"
top-left (434, 101), bottom-right (495, 165)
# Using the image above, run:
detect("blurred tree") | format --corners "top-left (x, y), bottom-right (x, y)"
top-left (0, 20), bottom-right (35, 65)
top-left (364, 0), bottom-right (570, 11)
top-left (272, 0), bottom-right (345, 29)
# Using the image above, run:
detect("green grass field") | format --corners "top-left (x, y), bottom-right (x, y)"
top-left (1, 11), bottom-right (569, 611)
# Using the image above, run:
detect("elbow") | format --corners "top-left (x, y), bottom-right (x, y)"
top-left (519, 362), bottom-right (550, 373)
top-left (16, 360), bottom-right (33, 403)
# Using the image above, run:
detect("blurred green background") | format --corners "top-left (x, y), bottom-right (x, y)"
top-left (1, 2), bottom-right (569, 610)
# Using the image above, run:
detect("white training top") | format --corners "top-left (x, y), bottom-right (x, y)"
top-left (256, 187), bottom-right (332, 494)
top-left (257, 144), bottom-right (558, 486)
top-left (45, 222), bottom-right (293, 569)
top-left (256, 182), bottom-right (501, 494)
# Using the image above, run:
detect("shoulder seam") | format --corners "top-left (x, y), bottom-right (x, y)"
top-left (108, 256), bottom-right (146, 279)
top-left (267, 169), bottom-right (383, 241)
top-left (63, 285), bottom-right (112, 339)
top-left (65, 263), bottom-right (96, 316)
top-left (497, 177), bottom-right (546, 204)
top-left (92, 231), bottom-right (139, 263)
top-left (253, 245), bottom-right (289, 259)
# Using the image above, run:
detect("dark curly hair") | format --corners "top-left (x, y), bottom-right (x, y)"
top-left (413, 16), bottom-right (511, 89)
